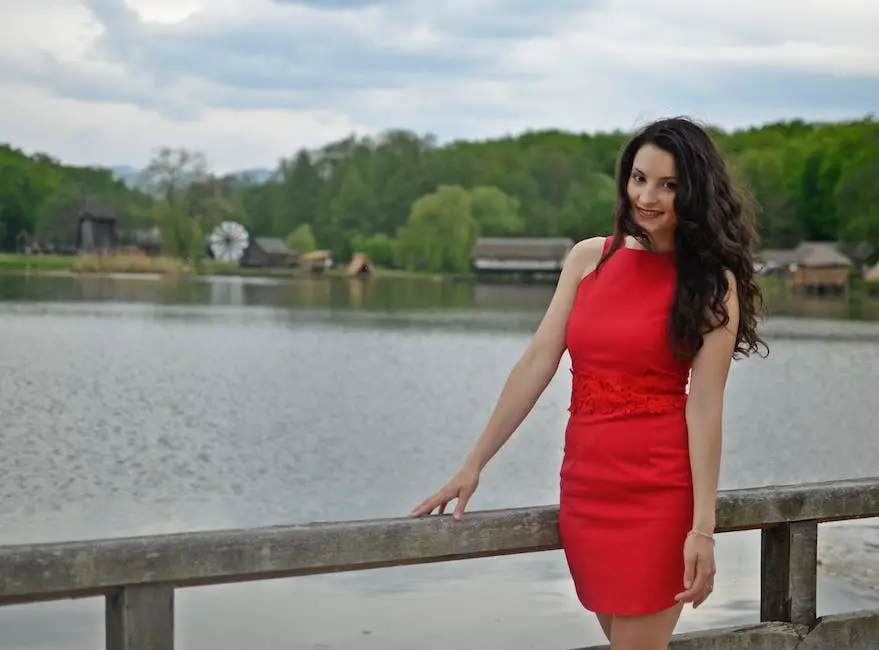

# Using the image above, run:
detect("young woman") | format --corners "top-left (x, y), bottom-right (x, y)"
top-left (409, 116), bottom-right (767, 649)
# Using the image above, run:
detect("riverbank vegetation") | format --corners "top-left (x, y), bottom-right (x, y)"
top-left (1, 117), bottom-right (877, 274)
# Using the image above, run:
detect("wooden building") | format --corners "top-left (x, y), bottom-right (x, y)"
top-left (76, 203), bottom-right (118, 254)
top-left (756, 241), bottom-right (854, 294)
top-left (299, 250), bottom-right (333, 274)
top-left (754, 248), bottom-right (799, 276)
top-left (135, 227), bottom-right (162, 256)
top-left (239, 237), bottom-right (296, 268)
top-left (471, 237), bottom-right (574, 275)
top-left (789, 242), bottom-right (853, 294)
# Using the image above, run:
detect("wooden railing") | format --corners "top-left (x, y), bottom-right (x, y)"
top-left (2, 477), bottom-right (879, 649)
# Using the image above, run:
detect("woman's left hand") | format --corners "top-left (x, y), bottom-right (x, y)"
top-left (674, 531), bottom-right (716, 608)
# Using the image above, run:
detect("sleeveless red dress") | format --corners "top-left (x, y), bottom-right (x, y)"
top-left (559, 236), bottom-right (694, 616)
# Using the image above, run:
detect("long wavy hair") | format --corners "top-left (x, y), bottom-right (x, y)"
top-left (598, 117), bottom-right (767, 361)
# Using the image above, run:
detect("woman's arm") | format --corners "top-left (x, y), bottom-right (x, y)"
top-left (686, 270), bottom-right (740, 533)
top-left (461, 236), bottom-right (605, 473)
top-left (675, 271), bottom-right (740, 607)
top-left (409, 236), bottom-right (605, 518)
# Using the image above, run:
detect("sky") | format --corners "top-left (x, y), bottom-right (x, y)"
top-left (0, 0), bottom-right (877, 173)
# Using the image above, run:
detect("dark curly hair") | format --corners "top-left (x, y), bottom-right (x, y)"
top-left (598, 116), bottom-right (767, 361)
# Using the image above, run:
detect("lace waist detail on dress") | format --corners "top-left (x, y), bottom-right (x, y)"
top-left (568, 368), bottom-right (687, 416)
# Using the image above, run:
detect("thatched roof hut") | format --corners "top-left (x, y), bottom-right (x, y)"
top-left (789, 241), bottom-right (853, 294)
top-left (791, 241), bottom-right (853, 268)
top-left (346, 252), bottom-right (373, 277)
top-left (299, 250), bottom-right (333, 274)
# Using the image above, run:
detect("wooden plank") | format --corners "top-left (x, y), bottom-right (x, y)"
top-left (0, 506), bottom-right (560, 605)
top-left (581, 622), bottom-right (806, 649)
top-left (105, 585), bottom-right (174, 650)
top-left (760, 521), bottom-right (818, 626)
top-left (798, 609), bottom-right (879, 649)
top-left (580, 612), bottom-right (879, 650)
top-left (717, 477), bottom-right (879, 530)
top-left (0, 477), bottom-right (877, 605)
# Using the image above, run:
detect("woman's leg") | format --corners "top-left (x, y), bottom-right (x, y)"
top-left (609, 603), bottom-right (683, 650)
top-left (595, 613), bottom-right (613, 642)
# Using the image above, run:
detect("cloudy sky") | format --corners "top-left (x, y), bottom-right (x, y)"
top-left (1, 0), bottom-right (877, 173)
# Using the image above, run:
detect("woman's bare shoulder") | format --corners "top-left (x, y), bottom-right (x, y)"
top-left (566, 235), bottom-right (608, 279)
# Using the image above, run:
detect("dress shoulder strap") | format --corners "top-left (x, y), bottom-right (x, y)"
top-left (602, 235), bottom-right (612, 255)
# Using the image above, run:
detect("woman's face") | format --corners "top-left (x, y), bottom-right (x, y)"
top-left (626, 143), bottom-right (678, 242)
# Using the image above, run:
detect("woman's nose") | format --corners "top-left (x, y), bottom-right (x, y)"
top-left (640, 185), bottom-right (658, 204)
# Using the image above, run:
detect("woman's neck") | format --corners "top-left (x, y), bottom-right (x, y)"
top-left (626, 234), bottom-right (675, 253)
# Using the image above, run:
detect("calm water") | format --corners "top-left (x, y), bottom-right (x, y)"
top-left (0, 272), bottom-right (878, 650)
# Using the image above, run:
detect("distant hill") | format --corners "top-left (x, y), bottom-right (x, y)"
top-left (107, 165), bottom-right (276, 189)
top-left (108, 165), bottom-right (145, 188)
top-left (230, 168), bottom-right (276, 184)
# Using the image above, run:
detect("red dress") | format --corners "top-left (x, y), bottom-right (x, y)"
top-left (559, 236), bottom-right (694, 616)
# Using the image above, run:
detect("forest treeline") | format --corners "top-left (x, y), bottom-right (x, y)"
top-left (1, 117), bottom-right (877, 272)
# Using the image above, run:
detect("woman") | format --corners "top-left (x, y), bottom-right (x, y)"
top-left (409, 116), bottom-right (767, 649)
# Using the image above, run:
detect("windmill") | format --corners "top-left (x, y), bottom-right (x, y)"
top-left (208, 221), bottom-right (249, 262)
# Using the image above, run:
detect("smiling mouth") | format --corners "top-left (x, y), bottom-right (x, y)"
top-left (636, 207), bottom-right (663, 219)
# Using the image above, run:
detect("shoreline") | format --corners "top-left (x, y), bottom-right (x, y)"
top-left (2, 254), bottom-right (877, 294)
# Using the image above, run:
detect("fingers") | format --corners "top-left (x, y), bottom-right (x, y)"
top-left (674, 584), bottom-right (698, 603)
top-left (409, 477), bottom-right (478, 519)
top-left (452, 485), bottom-right (474, 520)
top-left (675, 555), bottom-right (715, 605)
top-left (684, 560), bottom-right (695, 590)
top-left (409, 488), bottom-right (467, 519)
top-left (676, 576), bottom-right (716, 607)
top-left (693, 580), bottom-right (714, 609)
top-left (676, 552), bottom-right (696, 599)
top-left (692, 576), bottom-right (715, 609)
top-left (408, 492), bottom-right (446, 517)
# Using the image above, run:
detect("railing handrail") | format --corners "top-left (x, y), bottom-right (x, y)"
top-left (1, 476), bottom-right (878, 607)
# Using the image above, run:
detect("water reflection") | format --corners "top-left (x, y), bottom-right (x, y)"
top-left (1, 272), bottom-right (877, 323)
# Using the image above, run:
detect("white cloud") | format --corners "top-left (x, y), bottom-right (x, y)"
top-left (0, 82), bottom-right (362, 170)
top-left (0, 0), bottom-right (876, 173)
top-left (124, 0), bottom-right (207, 24)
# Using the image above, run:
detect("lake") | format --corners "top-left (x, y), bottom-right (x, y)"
top-left (0, 272), bottom-right (877, 650)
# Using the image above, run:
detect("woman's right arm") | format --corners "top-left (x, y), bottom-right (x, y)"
top-left (409, 236), bottom-right (605, 518)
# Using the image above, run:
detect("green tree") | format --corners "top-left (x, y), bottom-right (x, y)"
top-left (834, 148), bottom-right (879, 254)
top-left (153, 197), bottom-right (204, 263)
top-left (395, 185), bottom-right (478, 273)
top-left (0, 146), bottom-right (60, 249)
top-left (350, 233), bottom-right (395, 267)
top-left (558, 173), bottom-right (616, 240)
top-left (469, 185), bottom-right (524, 236)
top-left (3, 116), bottom-right (878, 263)
top-left (285, 224), bottom-right (317, 253)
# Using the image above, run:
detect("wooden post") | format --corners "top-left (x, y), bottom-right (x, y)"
top-left (760, 521), bottom-right (818, 627)
top-left (106, 585), bottom-right (174, 650)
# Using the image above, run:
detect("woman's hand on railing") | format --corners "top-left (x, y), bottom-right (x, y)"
top-left (408, 465), bottom-right (481, 520)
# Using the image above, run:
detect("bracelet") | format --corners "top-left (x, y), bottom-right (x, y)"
top-left (687, 529), bottom-right (715, 544)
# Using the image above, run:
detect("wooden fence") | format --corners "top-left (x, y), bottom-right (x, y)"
top-left (1, 477), bottom-right (879, 649)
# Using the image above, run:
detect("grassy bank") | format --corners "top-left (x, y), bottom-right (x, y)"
top-left (0, 253), bottom-right (193, 274)
top-left (1, 253), bottom-right (876, 295)
top-left (0, 254), bottom-right (458, 281)
top-left (0, 254), bottom-right (78, 272)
